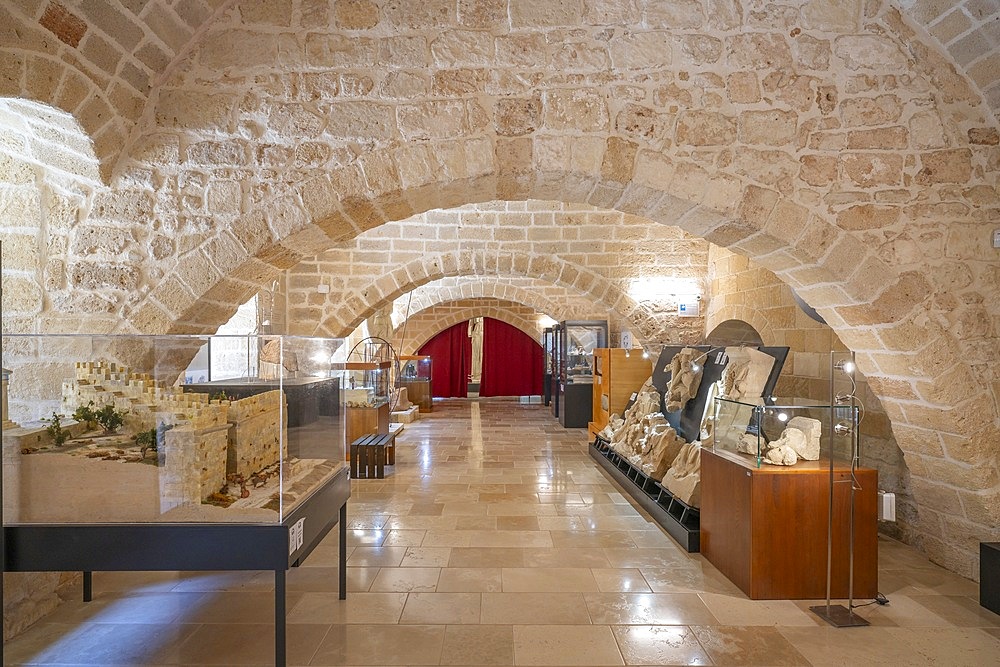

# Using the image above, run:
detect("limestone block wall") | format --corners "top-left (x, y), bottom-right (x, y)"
top-left (706, 245), bottom-right (916, 541)
top-left (226, 389), bottom-right (287, 478)
top-left (160, 421), bottom-right (230, 507)
top-left (286, 201), bottom-right (710, 346)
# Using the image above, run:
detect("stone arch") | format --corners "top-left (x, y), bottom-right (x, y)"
top-left (704, 318), bottom-right (767, 347)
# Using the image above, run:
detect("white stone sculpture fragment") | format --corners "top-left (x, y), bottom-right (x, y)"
top-left (666, 348), bottom-right (703, 413)
top-left (786, 416), bottom-right (821, 460)
top-left (662, 441), bottom-right (702, 507)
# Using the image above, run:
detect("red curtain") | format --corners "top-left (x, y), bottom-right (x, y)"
top-left (480, 317), bottom-right (544, 397)
top-left (417, 322), bottom-right (470, 398)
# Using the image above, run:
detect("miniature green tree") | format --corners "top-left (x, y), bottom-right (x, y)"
top-left (134, 428), bottom-right (157, 450)
top-left (72, 401), bottom-right (97, 430)
top-left (95, 403), bottom-right (125, 434)
top-left (44, 412), bottom-right (70, 447)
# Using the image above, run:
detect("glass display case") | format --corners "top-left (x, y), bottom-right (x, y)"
top-left (542, 328), bottom-right (554, 407)
top-left (557, 320), bottom-right (608, 428)
top-left (397, 355), bottom-right (432, 412)
top-left (2, 334), bottom-right (347, 524)
top-left (334, 360), bottom-right (391, 446)
top-left (1, 333), bottom-right (352, 666)
top-left (711, 397), bottom-right (858, 469)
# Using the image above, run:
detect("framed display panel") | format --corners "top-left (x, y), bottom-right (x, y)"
top-left (398, 355), bottom-right (432, 412)
top-left (1, 334), bottom-right (351, 667)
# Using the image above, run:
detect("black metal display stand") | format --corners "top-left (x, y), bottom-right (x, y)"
top-left (2, 466), bottom-right (350, 667)
top-left (590, 436), bottom-right (700, 551)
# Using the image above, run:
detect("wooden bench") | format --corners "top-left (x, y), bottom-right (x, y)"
top-left (350, 432), bottom-right (396, 479)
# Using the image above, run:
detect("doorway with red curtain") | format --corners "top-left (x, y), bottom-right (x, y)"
top-left (417, 322), bottom-right (470, 398)
top-left (479, 318), bottom-right (544, 397)
top-left (417, 318), bottom-right (545, 398)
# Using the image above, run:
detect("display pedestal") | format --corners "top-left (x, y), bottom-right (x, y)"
top-left (982, 542), bottom-right (1000, 615)
top-left (559, 383), bottom-right (593, 428)
top-left (590, 438), bottom-right (699, 552)
top-left (701, 448), bottom-right (878, 599)
top-left (3, 467), bottom-right (350, 667)
top-left (399, 379), bottom-right (431, 412)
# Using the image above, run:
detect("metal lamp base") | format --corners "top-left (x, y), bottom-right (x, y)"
top-left (809, 604), bottom-right (871, 627)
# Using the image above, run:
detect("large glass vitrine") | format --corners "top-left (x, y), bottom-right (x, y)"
top-left (556, 320), bottom-right (608, 428)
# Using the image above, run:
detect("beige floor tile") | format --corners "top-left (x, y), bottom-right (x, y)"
top-left (778, 625), bottom-right (929, 666)
top-left (1, 622), bottom-right (200, 665)
top-left (346, 528), bottom-right (388, 546)
top-left (370, 567), bottom-right (441, 592)
top-left (482, 593), bottom-right (593, 625)
top-left (603, 548), bottom-right (693, 569)
top-left (440, 624), bottom-right (515, 665)
top-left (299, 544), bottom-right (353, 569)
top-left (454, 515), bottom-right (500, 530)
top-left (344, 566), bottom-right (380, 592)
top-left (401, 546), bottom-right (454, 567)
top-left (501, 567), bottom-right (601, 592)
top-left (612, 625), bottom-right (712, 666)
top-left (310, 623), bottom-right (446, 665)
top-left (287, 591), bottom-right (407, 624)
top-left (794, 594), bottom-right (953, 627)
top-left (584, 592), bottom-right (719, 625)
top-left (591, 568), bottom-right (653, 593)
top-left (37, 591), bottom-right (208, 626)
top-left (183, 591), bottom-right (305, 625)
top-left (639, 565), bottom-right (743, 595)
top-left (523, 547), bottom-right (613, 568)
top-left (178, 622), bottom-right (329, 665)
top-left (346, 546), bottom-right (407, 567)
top-left (422, 529), bottom-right (474, 547)
top-left (449, 547), bottom-right (526, 568)
top-left (513, 624), bottom-right (624, 665)
top-left (470, 529), bottom-right (555, 548)
top-left (889, 626), bottom-right (1000, 665)
top-left (699, 593), bottom-right (820, 626)
top-left (496, 516), bottom-right (541, 531)
top-left (437, 567), bottom-right (504, 592)
top-left (694, 625), bottom-right (810, 666)
top-left (550, 530), bottom-right (638, 549)
top-left (909, 594), bottom-right (1000, 627)
top-left (382, 529), bottom-right (427, 546)
top-left (400, 592), bottom-right (483, 624)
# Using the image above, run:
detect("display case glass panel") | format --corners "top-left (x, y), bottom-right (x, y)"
top-left (711, 396), bottom-right (858, 469)
top-left (335, 361), bottom-right (390, 409)
top-left (399, 356), bottom-right (431, 382)
top-left (1, 334), bottom-right (346, 524)
top-left (560, 321), bottom-right (608, 385)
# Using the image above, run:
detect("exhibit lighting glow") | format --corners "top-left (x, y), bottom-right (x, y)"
top-left (642, 350), bottom-right (649, 359)
top-left (691, 363), bottom-right (700, 373)
top-left (627, 276), bottom-right (701, 302)
top-left (538, 315), bottom-right (558, 328)
top-left (777, 412), bottom-right (789, 422)
top-left (311, 353), bottom-right (328, 364)
top-left (836, 359), bottom-right (856, 374)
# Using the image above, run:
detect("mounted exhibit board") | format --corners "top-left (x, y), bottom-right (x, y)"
top-left (649, 345), bottom-right (789, 443)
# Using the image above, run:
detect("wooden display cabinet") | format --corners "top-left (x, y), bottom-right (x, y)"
top-left (701, 448), bottom-right (878, 600)
top-left (589, 348), bottom-right (653, 437)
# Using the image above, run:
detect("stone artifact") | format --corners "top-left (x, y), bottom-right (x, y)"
top-left (468, 317), bottom-right (483, 383)
top-left (786, 416), bottom-right (821, 460)
top-left (643, 423), bottom-right (686, 479)
top-left (719, 346), bottom-right (775, 402)
top-left (666, 347), bottom-right (703, 413)
top-left (391, 386), bottom-right (412, 411)
top-left (734, 415), bottom-right (822, 466)
top-left (662, 442), bottom-right (702, 507)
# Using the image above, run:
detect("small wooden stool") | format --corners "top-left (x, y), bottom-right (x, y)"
top-left (350, 433), bottom-right (396, 479)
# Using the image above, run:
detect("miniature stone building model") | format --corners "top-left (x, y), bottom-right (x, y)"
top-left (61, 362), bottom-right (287, 507)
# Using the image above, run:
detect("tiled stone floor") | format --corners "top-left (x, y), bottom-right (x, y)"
top-left (5, 399), bottom-right (1000, 665)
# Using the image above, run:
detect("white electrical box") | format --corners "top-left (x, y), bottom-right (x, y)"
top-left (317, 284), bottom-right (330, 294)
top-left (878, 491), bottom-right (896, 522)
